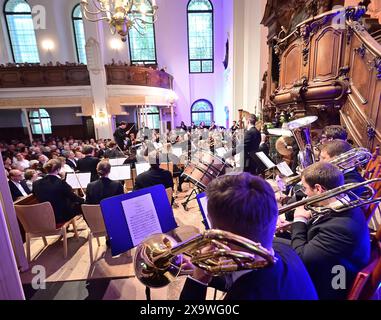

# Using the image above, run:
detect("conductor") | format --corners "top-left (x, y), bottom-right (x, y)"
top-left (113, 121), bottom-right (128, 151)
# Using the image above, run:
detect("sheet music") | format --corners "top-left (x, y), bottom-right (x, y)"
top-left (109, 165), bottom-right (131, 181)
top-left (109, 158), bottom-right (126, 166)
top-left (121, 193), bottom-right (162, 246)
top-left (65, 172), bottom-right (91, 189)
top-left (215, 148), bottom-right (226, 158)
top-left (277, 161), bottom-right (294, 177)
top-left (255, 152), bottom-right (276, 169)
top-left (198, 195), bottom-right (211, 230)
top-left (135, 162), bottom-right (151, 176)
top-left (172, 147), bottom-right (183, 158)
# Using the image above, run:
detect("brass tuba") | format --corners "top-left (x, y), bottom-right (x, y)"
top-left (286, 116), bottom-right (318, 170)
top-left (285, 147), bottom-right (372, 187)
top-left (134, 229), bottom-right (277, 288)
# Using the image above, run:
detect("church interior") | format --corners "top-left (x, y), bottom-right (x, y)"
top-left (0, 0), bottom-right (381, 301)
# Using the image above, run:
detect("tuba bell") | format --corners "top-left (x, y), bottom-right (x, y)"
top-left (134, 229), bottom-right (277, 288)
top-left (286, 116), bottom-right (318, 170)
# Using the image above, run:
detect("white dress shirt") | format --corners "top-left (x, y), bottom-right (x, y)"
top-left (11, 180), bottom-right (28, 197)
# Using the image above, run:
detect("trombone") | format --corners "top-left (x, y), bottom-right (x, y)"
top-left (134, 229), bottom-right (277, 288)
top-left (285, 147), bottom-right (372, 187)
top-left (277, 178), bottom-right (381, 231)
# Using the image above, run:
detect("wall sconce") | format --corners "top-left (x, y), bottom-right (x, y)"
top-left (166, 90), bottom-right (179, 105)
top-left (93, 110), bottom-right (109, 126)
top-left (41, 39), bottom-right (55, 52)
top-left (110, 38), bottom-right (123, 51)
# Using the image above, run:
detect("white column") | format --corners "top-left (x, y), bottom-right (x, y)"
top-left (83, 13), bottom-right (113, 139)
top-left (22, 108), bottom-right (33, 145)
top-left (144, 105), bottom-right (148, 127)
top-left (0, 156), bottom-right (29, 275)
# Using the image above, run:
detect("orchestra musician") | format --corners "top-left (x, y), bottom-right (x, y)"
top-left (282, 162), bottom-right (370, 300)
top-left (33, 159), bottom-right (84, 226)
top-left (230, 120), bottom-right (239, 133)
top-left (320, 125), bottom-right (348, 145)
top-left (180, 121), bottom-right (187, 131)
top-left (180, 173), bottom-right (318, 300)
top-left (209, 121), bottom-right (217, 131)
top-left (113, 121), bottom-right (128, 151)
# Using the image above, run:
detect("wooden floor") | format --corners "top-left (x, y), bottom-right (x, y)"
top-left (19, 183), bottom-right (220, 300)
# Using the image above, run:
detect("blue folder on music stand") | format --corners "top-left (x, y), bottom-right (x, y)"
top-left (196, 192), bottom-right (211, 230)
top-left (100, 184), bottom-right (177, 256)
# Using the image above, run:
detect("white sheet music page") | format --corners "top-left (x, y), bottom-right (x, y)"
top-left (109, 165), bottom-right (131, 180)
top-left (255, 152), bottom-right (276, 169)
top-left (277, 161), bottom-right (294, 177)
top-left (136, 162), bottom-right (151, 176)
top-left (121, 193), bottom-right (162, 247)
top-left (172, 147), bottom-right (183, 158)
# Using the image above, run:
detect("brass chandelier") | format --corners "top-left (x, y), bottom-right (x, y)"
top-left (80, 0), bottom-right (158, 42)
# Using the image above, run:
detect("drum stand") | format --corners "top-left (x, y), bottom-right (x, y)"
top-left (182, 186), bottom-right (202, 211)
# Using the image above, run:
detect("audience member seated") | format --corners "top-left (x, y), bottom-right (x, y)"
top-left (24, 169), bottom-right (39, 192)
top-left (85, 161), bottom-right (124, 205)
top-left (133, 151), bottom-right (174, 191)
top-left (77, 145), bottom-right (100, 182)
top-left (288, 162), bottom-right (370, 300)
top-left (13, 152), bottom-right (30, 171)
top-left (63, 150), bottom-right (78, 170)
top-left (180, 173), bottom-right (318, 300)
top-left (8, 169), bottom-right (31, 201)
top-left (33, 159), bottom-right (84, 226)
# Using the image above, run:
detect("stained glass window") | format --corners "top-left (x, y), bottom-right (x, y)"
top-left (187, 0), bottom-right (214, 73)
top-left (72, 4), bottom-right (87, 64)
top-left (191, 100), bottom-right (213, 126)
top-left (29, 109), bottom-right (52, 134)
top-left (4, 0), bottom-right (40, 63)
top-left (128, 0), bottom-right (157, 65)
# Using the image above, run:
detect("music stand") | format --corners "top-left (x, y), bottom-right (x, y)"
top-left (255, 152), bottom-right (277, 179)
top-left (100, 185), bottom-right (178, 301)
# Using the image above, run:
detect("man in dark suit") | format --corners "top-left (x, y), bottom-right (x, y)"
top-left (33, 159), bottom-right (84, 225)
top-left (86, 161), bottom-right (124, 205)
top-left (77, 145), bottom-right (100, 182)
top-left (133, 151), bottom-right (173, 191)
top-left (180, 173), bottom-right (318, 300)
top-left (8, 169), bottom-right (31, 201)
top-left (319, 140), bottom-right (366, 195)
top-left (64, 151), bottom-right (78, 170)
top-left (290, 162), bottom-right (370, 300)
top-left (243, 115), bottom-right (261, 175)
top-left (113, 121), bottom-right (128, 151)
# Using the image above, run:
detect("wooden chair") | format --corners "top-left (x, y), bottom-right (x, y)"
top-left (165, 187), bottom-right (173, 203)
top-left (81, 204), bottom-right (107, 264)
top-left (348, 224), bottom-right (381, 300)
top-left (14, 202), bottom-right (79, 261)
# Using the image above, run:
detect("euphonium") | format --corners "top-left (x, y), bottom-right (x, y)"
top-left (277, 178), bottom-right (381, 232)
top-left (134, 229), bottom-right (277, 288)
top-left (285, 147), bottom-right (372, 187)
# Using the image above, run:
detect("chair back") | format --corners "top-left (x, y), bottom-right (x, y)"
top-left (14, 202), bottom-right (57, 234)
top-left (81, 204), bottom-right (106, 234)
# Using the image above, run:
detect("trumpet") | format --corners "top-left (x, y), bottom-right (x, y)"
top-left (277, 178), bottom-right (381, 232)
top-left (285, 147), bottom-right (372, 187)
top-left (134, 229), bottom-right (277, 288)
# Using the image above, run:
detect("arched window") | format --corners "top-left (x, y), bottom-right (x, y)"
top-left (139, 106), bottom-right (160, 129)
top-left (191, 100), bottom-right (213, 126)
top-left (72, 4), bottom-right (87, 64)
top-left (187, 0), bottom-right (214, 73)
top-left (128, 0), bottom-right (157, 65)
top-left (29, 109), bottom-right (52, 134)
top-left (4, 0), bottom-right (40, 63)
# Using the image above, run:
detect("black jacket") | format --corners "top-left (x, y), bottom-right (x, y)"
top-left (113, 127), bottom-right (126, 150)
top-left (8, 180), bottom-right (31, 201)
top-left (180, 241), bottom-right (318, 300)
top-left (291, 207), bottom-right (370, 300)
top-left (133, 167), bottom-right (173, 191)
top-left (85, 177), bottom-right (124, 205)
top-left (65, 158), bottom-right (77, 170)
top-left (77, 156), bottom-right (100, 182)
top-left (33, 175), bottom-right (84, 224)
